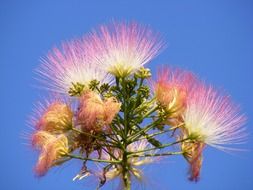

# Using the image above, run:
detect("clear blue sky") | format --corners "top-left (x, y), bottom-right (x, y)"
top-left (1, 0), bottom-right (253, 190)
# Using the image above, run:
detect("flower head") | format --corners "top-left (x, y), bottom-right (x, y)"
top-left (85, 22), bottom-right (164, 77)
top-left (31, 130), bottom-right (54, 149)
top-left (37, 39), bottom-right (113, 95)
top-left (77, 91), bottom-right (105, 132)
top-left (31, 99), bottom-right (73, 134)
top-left (180, 84), bottom-right (246, 181)
top-left (183, 84), bottom-right (246, 151)
top-left (104, 97), bottom-right (122, 125)
top-left (77, 91), bottom-right (121, 132)
top-left (153, 67), bottom-right (196, 125)
top-left (33, 132), bottom-right (69, 176)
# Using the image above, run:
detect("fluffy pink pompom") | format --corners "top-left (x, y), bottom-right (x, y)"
top-left (34, 133), bottom-right (69, 176)
top-left (152, 67), bottom-right (196, 126)
top-left (183, 84), bottom-right (246, 151)
top-left (104, 97), bottom-right (121, 125)
top-left (36, 102), bottom-right (73, 133)
top-left (36, 39), bottom-right (113, 94)
top-left (77, 91), bottom-right (105, 132)
top-left (83, 21), bottom-right (164, 77)
top-left (77, 91), bottom-right (121, 132)
top-left (29, 99), bottom-right (73, 134)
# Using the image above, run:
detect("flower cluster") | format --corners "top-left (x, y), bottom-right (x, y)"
top-left (28, 21), bottom-right (247, 189)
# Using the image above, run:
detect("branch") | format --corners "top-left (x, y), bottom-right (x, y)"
top-left (128, 138), bottom-right (190, 155)
top-left (128, 118), bottom-right (163, 143)
top-left (66, 154), bottom-right (121, 164)
top-left (129, 151), bottom-right (183, 158)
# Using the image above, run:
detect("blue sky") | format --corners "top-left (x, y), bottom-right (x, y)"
top-left (1, 0), bottom-right (253, 190)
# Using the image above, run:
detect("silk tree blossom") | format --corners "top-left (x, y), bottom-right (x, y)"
top-left (183, 84), bottom-right (246, 151)
top-left (30, 99), bottom-right (73, 134)
top-left (84, 22), bottom-right (164, 77)
top-left (104, 97), bottom-right (122, 125)
top-left (32, 131), bottom-right (69, 176)
top-left (77, 91), bottom-right (121, 132)
top-left (153, 67), bottom-right (196, 126)
top-left (36, 40), bottom-right (113, 95)
top-left (31, 130), bottom-right (54, 149)
top-left (181, 84), bottom-right (246, 181)
top-left (28, 22), bottom-right (248, 189)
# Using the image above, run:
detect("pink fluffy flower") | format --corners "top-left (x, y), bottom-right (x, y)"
top-left (181, 84), bottom-right (246, 181)
top-left (36, 39), bottom-right (113, 94)
top-left (31, 130), bottom-right (54, 149)
top-left (77, 91), bottom-right (121, 132)
top-left (32, 131), bottom-right (69, 176)
top-left (84, 21), bottom-right (164, 77)
top-left (104, 97), bottom-right (122, 125)
top-left (30, 99), bottom-right (73, 134)
top-left (77, 91), bottom-right (105, 132)
top-left (153, 67), bottom-right (196, 124)
top-left (183, 84), bottom-right (246, 150)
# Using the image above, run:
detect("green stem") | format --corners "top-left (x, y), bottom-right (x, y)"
top-left (128, 118), bottom-right (163, 143)
top-left (128, 138), bottom-right (190, 155)
top-left (137, 123), bottom-right (184, 141)
top-left (122, 151), bottom-right (131, 190)
top-left (132, 78), bottom-right (144, 110)
top-left (66, 153), bottom-right (120, 164)
top-left (106, 124), bottom-right (124, 148)
top-left (140, 105), bottom-right (159, 119)
top-left (120, 77), bottom-right (132, 190)
top-left (138, 129), bottom-right (173, 140)
top-left (122, 78), bottom-right (129, 139)
top-left (101, 147), bottom-right (118, 160)
top-left (129, 151), bottom-right (183, 158)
